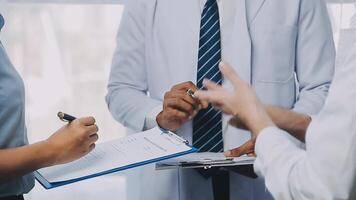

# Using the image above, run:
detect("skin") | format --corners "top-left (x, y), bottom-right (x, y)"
top-left (0, 117), bottom-right (99, 183)
top-left (195, 62), bottom-right (308, 157)
top-left (227, 106), bottom-right (311, 156)
top-left (156, 81), bottom-right (209, 132)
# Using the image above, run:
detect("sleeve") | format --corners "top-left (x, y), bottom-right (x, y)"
top-left (293, 0), bottom-right (335, 116)
top-left (254, 127), bottom-right (331, 200)
top-left (106, 0), bottom-right (162, 132)
top-left (254, 42), bottom-right (356, 199)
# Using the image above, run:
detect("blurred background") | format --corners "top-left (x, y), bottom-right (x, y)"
top-left (0, 0), bottom-right (355, 199)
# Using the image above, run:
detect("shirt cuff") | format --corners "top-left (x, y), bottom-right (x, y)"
top-left (143, 104), bottom-right (163, 130)
top-left (254, 126), bottom-right (301, 177)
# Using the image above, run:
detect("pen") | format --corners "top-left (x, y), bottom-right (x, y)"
top-left (186, 88), bottom-right (196, 99)
top-left (57, 112), bottom-right (76, 123)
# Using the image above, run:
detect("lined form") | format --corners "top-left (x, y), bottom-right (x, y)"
top-left (37, 127), bottom-right (193, 183)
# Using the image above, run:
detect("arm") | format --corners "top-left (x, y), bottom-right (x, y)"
top-left (194, 63), bottom-right (333, 198)
top-left (0, 117), bottom-right (98, 183)
top-left (229, 105), bottom-right (311, 142)
top-left (0, 141), bottom-right (53, 182)
top-left (224, 0), bottom-right (334, 156)
top-left (293, 0), bottom-right (335, 116)
top-left (196, 43), bottom-right (356, 199)
top-left (255, 36), bottom-right (356, 200)
top-left (265, 106), bottom-right (310, 142)
top-left (106, 0), bottom-right (161, 131)
top-left (254, 128), bottom-right (331, 200)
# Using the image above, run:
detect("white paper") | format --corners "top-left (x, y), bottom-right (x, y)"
top-left (37, 127), bottom-right (192, 183)
top-left (161, 152), bottom-right (255, 164)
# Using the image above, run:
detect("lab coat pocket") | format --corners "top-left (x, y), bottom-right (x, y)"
top-left (250, 24), bottom-right (297, 84)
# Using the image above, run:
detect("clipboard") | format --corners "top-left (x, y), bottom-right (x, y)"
top-left (35, 127), bottom-right (197, 189)
top-left (155, 152), bottom-right (257, 178)
top-left (155, 152), bottom-right (255, 170)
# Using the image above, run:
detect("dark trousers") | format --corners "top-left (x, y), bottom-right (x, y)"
top-left (0, 195), bottom-right (24, 200)
top-left (212, 170), bottom-right (230, 200)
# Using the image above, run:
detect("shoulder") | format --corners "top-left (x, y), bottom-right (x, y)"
top-left (124, 0), bottom-right (157, 13)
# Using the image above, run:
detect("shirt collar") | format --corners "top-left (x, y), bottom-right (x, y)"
top-left (200, 0), bottom-right (221, 12)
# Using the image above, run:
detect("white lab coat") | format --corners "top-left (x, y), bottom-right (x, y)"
top-left (254, 30), bottom-right (356, 200)
top-left (106, 0), bottom-right (335, 199)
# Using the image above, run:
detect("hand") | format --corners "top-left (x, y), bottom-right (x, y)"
top-left (156, 81), bottom-right (209, 132)
top-left (194, 62), bottom-right (274, 137)
top-left (45, 117), bottom-right (99, 166)
top-left (224, 138), bottom-right (256, 158)
top-left (228, 117), bottom-right (248, 130)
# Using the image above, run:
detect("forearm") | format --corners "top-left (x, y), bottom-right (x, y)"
top-left (0, 141), bottom-right (53, 182)
top-left (106, 87), bottom-right (161, 131)
top-left (265, 106), bottom-right (311, 142)
top-left (243, 105), bottom-right (275, 136)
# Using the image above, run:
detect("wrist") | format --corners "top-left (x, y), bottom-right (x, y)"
top-left (156, 111), bottom-right (165, 128)
top-left (38, 140), bottom-right (58, 168)
top-left (243, 107), bottom-right (275, 137)
top-left (156, 111), bottom-right (171, 131)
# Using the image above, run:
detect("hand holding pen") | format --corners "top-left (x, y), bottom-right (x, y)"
top-left (156, 82), bottom-right (209, 132)
top-left (42, 112), bottom-right (99, 166)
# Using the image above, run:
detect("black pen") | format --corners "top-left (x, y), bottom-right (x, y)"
top-left (57, 112), bottom-right (76, 123)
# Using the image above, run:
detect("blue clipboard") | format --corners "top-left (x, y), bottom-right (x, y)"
top-left (35, 128), bottom-right (197, 189)
top-left (35, 147), bottom-right (197, 189)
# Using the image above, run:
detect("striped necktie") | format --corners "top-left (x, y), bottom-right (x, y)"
top-left (0, 14), bottom-right (4, 32)
top-left (193, 0), bottom-right (223, 153)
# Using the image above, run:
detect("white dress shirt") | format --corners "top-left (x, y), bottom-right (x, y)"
top-left (254, 34), bottom-right (356, 200)
top-left (144, 0), bottom-right (234, 131)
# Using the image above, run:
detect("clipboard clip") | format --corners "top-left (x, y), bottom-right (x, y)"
top-left (160, 128), bottom-right (189, 145)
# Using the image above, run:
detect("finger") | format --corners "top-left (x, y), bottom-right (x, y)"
top-left (199, 100), bottom-right (209, 109)
top-left (224, 140), bottom-right (254, 157)
top-left (194, 90), bottom-right (225, 104)
top-left (79, 117), bottom-right (96, 126)
top-left (202, 79), bottom-right (223, 91)
top-left (219, 62), bottom-right (242, 86)
top-left (85, 125), bottom-right (99, 135)
top-left (190, 109), bottom-right (199, 119)
top-left (171, 81), bottom-right (198, 92)
top-left (167, 107), bottom-right (190, 121)
top-left (167, 98), bottom-right (195, 115)
top-left (247, 152), bottom-right (256, 157)
top-left (88, 143), bottom-right (96, 152)
top-left (89, 133), bottom-right (99, 143)
top-left (169, 91), bottom-right (199, 109)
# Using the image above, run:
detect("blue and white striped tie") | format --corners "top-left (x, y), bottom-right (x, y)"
top-left (193, 0), bottom-right (223, 153)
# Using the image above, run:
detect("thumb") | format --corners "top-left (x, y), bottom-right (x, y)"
top-left (224, 139), bottom-right (255, 157)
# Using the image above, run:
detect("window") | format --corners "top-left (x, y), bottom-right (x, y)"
top-left (0, 3), bottom-right (131, 200)
top-left (327, 1), bottom-right (356, 49)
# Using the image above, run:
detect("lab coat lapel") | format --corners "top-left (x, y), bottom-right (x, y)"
top-left (246, 0), bottom-right (267, 25)
top-left (170, 0), bottom-right (200, 86)
top-left (223, 0), bottom-right (252, 84)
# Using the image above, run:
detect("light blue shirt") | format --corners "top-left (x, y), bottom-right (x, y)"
top-left (0, 14), bottom-right (34, 197)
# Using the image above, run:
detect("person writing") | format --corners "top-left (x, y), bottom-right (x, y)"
top-left (0, 14), bottom-right (99, 200)
top-left (195, 57), bottom-right (356, 199)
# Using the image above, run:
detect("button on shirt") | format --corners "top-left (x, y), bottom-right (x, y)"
top-left (0, 14), bottom-right (35, 197)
